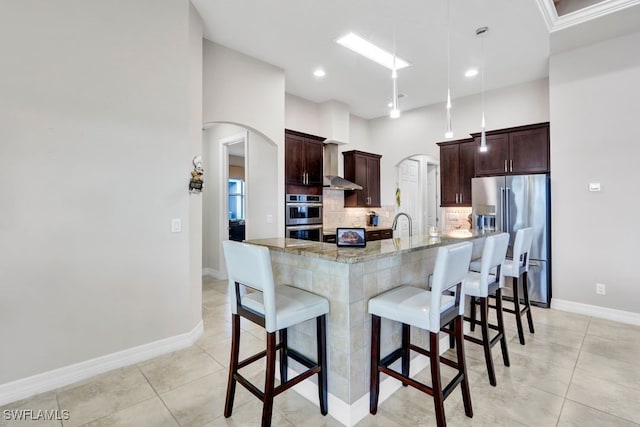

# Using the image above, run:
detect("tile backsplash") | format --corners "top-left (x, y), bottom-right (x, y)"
top-left (441, 207), bottom-right (473, 232)
top-left (322, 189), bottom-right (395, 229)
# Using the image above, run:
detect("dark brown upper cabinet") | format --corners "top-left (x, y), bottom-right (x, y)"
top-left (473, 122), bottom-right (550, 176)
top-left (343, 150), bottom-right (382, 208)
top-left (437, 138), bottom-right (476, 207)
top-left (284, 129), bottom-right (325, 188)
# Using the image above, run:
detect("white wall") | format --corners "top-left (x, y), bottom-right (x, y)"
top-left (369, 79), bottom-right (550, 206)
top-left (0, 0), bottom-right (202, 386)
top-left (549, 31), bottom-right (640, 314)
top-left (284, 94), bottom-right (374, 178)
top-left (203, 41), bottom-right (285, 241)
top-left (246, 133), bottom-right (278, 239)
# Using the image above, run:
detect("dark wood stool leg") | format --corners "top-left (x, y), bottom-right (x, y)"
top-left (454, 315), bottom-right (473, 418)
top-left (279, 329), bottom-right (288, 384)
top-left (448, 320), bottom-right (455, 349)
top-left (369, 315), bottom-right (381, 415)
top-left (469, 297), bottom-right (477, 331)
top-left (495, 288), bottom-right (510, 367)
top-left (316, 315), bottom-right (328, 415)
top-left (480, 297), bottom-right (497, 386)
top-left (224, 313), bottom-right (240, 418)
top-left (261, 332), bottom-right (277, 427)
top-left (512, 277), bottom-right (526, 345)
top-left (402, 323), bottom-right (410, 385)
top-left (522, 271), bottom-right (535, 334)
top-left (429, 331), bottom-right (446, 427)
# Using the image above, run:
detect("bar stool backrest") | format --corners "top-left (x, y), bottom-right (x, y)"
top-left (430, 242), bottom-right (473, 330)
top-left (478, 233), bottom-right (510, 290)
top-left (223, 240), bottom-right (278, 331)
top-left (512, 227), bottom-right (534, 274)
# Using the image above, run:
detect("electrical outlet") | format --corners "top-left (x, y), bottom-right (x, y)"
top-left (266, 214), bottom-right (273, 224)
top-left (596, 283), bottom-right (606, 295)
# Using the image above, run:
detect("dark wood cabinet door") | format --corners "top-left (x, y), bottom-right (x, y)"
top-left (305, 139), bottom-right (324, 185)
top-left (285, 134), bottom-right (305, 185)
top-left (475, 133), bottom-right (510, 176)
top-left (459, 141), bottom-right (477, 205)
top-left (439, 144), bottom-right (460, 206)
top-left (366, 156), bottom-right (381, 207)
top-left (509, 127), bottom-right (549, 174)
top-left (343, 151), bottom-right (382, 207)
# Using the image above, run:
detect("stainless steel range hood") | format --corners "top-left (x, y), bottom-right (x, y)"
top-left (323, 143), bottom-right (362, 190)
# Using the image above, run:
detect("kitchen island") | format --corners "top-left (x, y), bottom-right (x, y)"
top-left (245, 231), bottom-right (487, 426)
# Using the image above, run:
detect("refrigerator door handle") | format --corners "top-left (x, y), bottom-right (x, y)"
top-left (500, 187), bottom-right (505, 231)
top-left (505, 187), bottom-right (511, 232)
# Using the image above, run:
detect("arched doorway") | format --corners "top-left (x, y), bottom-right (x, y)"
top-left (202, 122), bottom-right (278, 278)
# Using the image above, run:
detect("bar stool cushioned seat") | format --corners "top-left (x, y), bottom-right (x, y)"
top-left (368, 242), bottom-right (474, 427)
top-left (464, 232), bottom-right (510, 387)
top-left (222, 240), bottom-right (329, 427)
top-left (501, 227), bottom-right (535, 345)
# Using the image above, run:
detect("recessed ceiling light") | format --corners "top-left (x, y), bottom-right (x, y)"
top-left (336, 32), bottom-right (410, 71)
top-left (465, 68), bottom-right (478, 78)
top-left (313, 68), bottom-right (326, 77)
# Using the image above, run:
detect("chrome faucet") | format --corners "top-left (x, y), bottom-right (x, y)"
top-left (392, 212), bottom-right (413, 236)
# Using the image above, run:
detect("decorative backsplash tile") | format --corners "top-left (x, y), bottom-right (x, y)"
top-left (441, 207), bottom-right (473, 232)
top-left (322, 189), bottom-right (395, 229)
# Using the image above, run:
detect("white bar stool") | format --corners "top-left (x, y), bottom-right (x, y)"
top-left (501, 227), bottom-right (535, 345)
top-left (463, 232), bottom-right (510, 386)
top-left (368, 242), bottom-right (474, 427)
top-left (222, 240), bottom-right (330, 427)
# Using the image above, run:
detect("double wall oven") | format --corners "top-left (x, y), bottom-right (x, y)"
top-left (285, 194), bottom-right (323, 242)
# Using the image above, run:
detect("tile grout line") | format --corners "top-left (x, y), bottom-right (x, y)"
top-left (555, 316), bottom-right (591, 426)
top-left (136, 366), bottom-right (182, 427)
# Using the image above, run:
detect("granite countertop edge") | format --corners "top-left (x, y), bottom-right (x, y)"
top-left (245, 231), bottom-right (490, 264)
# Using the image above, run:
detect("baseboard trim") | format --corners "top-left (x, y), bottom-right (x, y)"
top-left (202, 268), bottom-right (224, 279)
top-left (552, 299), bottom-right (640, 326)
top-left (0, 321), bottom-right (204, 407)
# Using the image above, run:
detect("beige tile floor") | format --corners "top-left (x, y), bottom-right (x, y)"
top-left (2, 276), bottom-right (640, 426)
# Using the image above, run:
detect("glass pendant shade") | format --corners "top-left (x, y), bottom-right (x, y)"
top-left (479, 112), bottom-right (488, 152)
top-left (445, 89), bottom-right (453, 138)
top-left (390, 63), bottom-right (400, 119)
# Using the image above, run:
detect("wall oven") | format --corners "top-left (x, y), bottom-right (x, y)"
top-left (285, 194), bottom-right (323, 226)
top-left (285, 194), bottom-right (323, 242)
top-left (285, 224), bottom-right (323, 242)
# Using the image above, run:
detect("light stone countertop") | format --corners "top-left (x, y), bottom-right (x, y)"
top-left (245, 230), bottom-right (491, 264)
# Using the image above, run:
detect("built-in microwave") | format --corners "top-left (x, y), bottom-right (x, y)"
top-left (285, 194), bottom-right (323, 226)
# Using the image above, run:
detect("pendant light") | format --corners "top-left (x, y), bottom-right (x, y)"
top-left (445, 0), bottom-right (453, 138)
top-left (477, 26), bottom-right (489, 152)
top-left (390, 31), bottom-right (400, 119)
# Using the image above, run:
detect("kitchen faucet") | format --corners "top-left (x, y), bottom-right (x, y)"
top-left (392, 212), bottom-right (413, 236)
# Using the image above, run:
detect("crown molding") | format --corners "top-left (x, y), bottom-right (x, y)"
top-left (536, 0), bottom-right (640, 32)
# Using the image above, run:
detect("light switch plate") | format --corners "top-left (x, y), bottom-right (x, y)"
top-left (589, 182), bottom-right (601, 192)
top-left (171, 218), bottom-right (182, 233)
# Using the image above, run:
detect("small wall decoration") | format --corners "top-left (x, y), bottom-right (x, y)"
top-left (189, 155), bottom-right (204, 193)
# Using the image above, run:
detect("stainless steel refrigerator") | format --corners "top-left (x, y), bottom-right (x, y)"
top-left (471, 174), bottom-right (551, 307)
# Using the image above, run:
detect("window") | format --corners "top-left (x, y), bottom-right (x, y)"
top-left (228, 179), bottom-right (245, 220)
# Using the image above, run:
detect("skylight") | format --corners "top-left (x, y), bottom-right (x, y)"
top-left (336, 32), bottom-right (410, 71)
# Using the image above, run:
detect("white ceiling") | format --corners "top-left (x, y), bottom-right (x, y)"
top-left (191, 0), bottom-right (640, 120)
